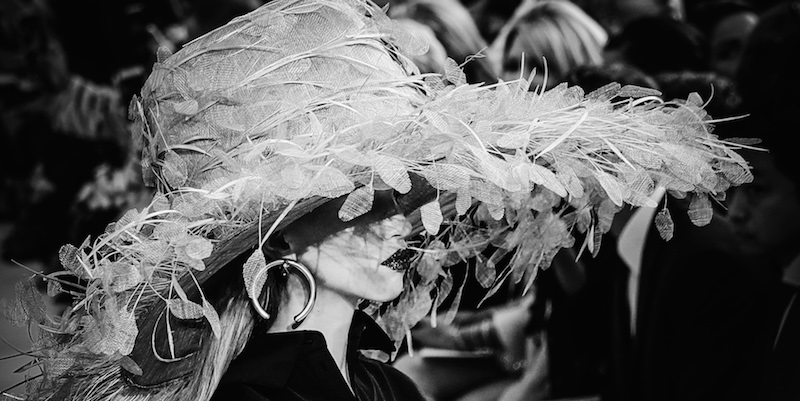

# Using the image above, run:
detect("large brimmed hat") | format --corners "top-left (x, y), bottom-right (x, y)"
top-left (5, 0), bottom-right (755, 399)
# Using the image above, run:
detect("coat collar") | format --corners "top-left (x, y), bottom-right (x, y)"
top-left (783, 253), bottom-right (800, 288)
top-left (220, 310), bottom-right (394, 388)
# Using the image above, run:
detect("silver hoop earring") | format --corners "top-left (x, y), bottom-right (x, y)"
top-left (249, 259), bottom-right (316, 326)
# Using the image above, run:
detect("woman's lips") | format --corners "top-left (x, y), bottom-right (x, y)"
top-left (380, 248), bottom-right (416, 271)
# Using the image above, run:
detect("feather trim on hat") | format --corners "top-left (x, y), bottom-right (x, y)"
top-left (3, 0), bottom-right (756, 399)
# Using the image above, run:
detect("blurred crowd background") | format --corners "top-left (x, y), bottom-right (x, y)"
top-left (2, 0), bottom-right (799, 400)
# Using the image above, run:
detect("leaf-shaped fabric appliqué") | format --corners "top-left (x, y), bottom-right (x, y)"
top-left (243, 250), bottom-right (268, 302)
top-left (168, 299), bottom-right (205, 320)
top-left (185, 237), bottom-right (213, 260)
top-left (161, 151), bottom-right (189, 188)
top-left (203, 299), bottom-right (222, 338)
top-left (529, 164), bottom-right (567, 197)
top-left (374, 155), bottom-right (411, 193)
top-left (654, 206), bottom-right (674, 241)
top-left (59, 244), bottom-right (89, 280)
top-left (421, 164), bottom-right (470, 191)
top-left (687, 192), bottom-right (713, 227)
top-left (444, 58), bottom-right (467, 86)
top-left (420, 199), bottom-right (443, 235)
top-left (339, 186), bottom-right (375, 222)
top-left (107, 262), bottom-right (142, 293)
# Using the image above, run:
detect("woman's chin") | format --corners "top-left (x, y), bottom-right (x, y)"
top-left (369, 292), bottom-right (404, 303)
top-left (366, 273), bottom-right (405, 302)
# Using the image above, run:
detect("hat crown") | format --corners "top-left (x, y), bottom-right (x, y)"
top-left (133, 0), bottom-right (424, 232)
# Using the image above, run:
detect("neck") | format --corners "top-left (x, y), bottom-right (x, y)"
top-left (269, 274), bottom-right (358, 383)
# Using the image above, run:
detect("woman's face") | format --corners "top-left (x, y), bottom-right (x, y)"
top-left (727, 152), bottom-right (800, 264)
top-left (709, 11), bottom-right (758, 78)
top-left (296, 214), bottom-right (413, 303)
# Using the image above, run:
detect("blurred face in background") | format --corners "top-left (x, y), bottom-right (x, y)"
top-left (708, 11), bottom-right (758, 78)
top-left (495, 1), bottom-right (606, 91)
top-left (727, 152), bottom-right (800, 266)
top-left (502, 31), bottom-right (551, 90)
top-left (615, 0), bottom-right (684, 24)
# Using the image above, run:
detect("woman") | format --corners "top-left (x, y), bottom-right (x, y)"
top-left (5, 1), bottom-right (754, 400)
top-left (208, 197), bottom-right (429, 400)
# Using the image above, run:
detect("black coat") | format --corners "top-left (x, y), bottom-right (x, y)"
top-left (607, 200), bottom-right (773, 401)
top-left (212, 311), bottom-right (427, 401)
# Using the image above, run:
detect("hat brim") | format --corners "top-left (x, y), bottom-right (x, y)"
top-left (126, 173), bottom-right (438, 386)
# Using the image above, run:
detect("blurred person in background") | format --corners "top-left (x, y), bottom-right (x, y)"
top-left (686, 0), bottom-right (759, 79)
top-left (0, 0), bottom-right (137, 282)
top-left (611, 0), bottom-right (684, 23)
top-left (459, 0), bottom-right (524, 45)
top-left (395, 4), bottom-right (609, 399)
top-left (0, 0), bottom-right (267, 301)
top-left (489, 0), bottom-right (607, 91)
top-left (653, 70), bottom-right (743, 119)
top-left (389, 0), bottom-right (497, 84)
top-left (735, 1), bottom-right (800, 119)
top-left (390, 18), bottom-right (450, 76)
top-left (568, 62), bottom-right (767, 401)
top-left (727, 118), bottom-right (800, 401)
top-left (599, 69), bottom-right (771, 401)
top-left (571, 0), bottom-right (684, 37)
top-left (733, 2), bottom-right (800, 399)
top-left (603, 15), bottom-right (709, 77)
top-left (566, 61), bottom-right (659, 94)
top-left (393, 247), bottom-right (603, 401)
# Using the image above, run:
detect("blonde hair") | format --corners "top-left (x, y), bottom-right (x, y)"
top-left (57, 290), bottom-right (255, 401)
top-left (389, 0), bottom-right (497, 83)
top-left (183, 265), bottom-right (285, 400)
top-left (490, 0), bottom-right (607, 85)
top-left (184, 293), bottom-right (254, 401)
top-left (393, 18), bottom-right (449, 75)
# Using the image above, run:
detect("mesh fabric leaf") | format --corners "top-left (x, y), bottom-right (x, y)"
top-left (168, 299), bottom-right (205, 320)
top-left (119, 356), bottom-right (143, 376)
top-left (444, 58), bottom-right (467, 86)
top-left (687, 192), bottom-right (713, 227)
top-left (374, 155), bottom-right (412, 193)
top-left (475, 262), bottom-right (496, 289)
top-left (655, 206), bottom-right (675, 241)
top-left (203, 299), bottom-right (222, 338)
top-left (339, 186), bottom-right (375, 222)
top-left (416, 240), bottom-right (446, 282)
top-left (596, 171), bottom-right (627, 206)
top-left (107, 262), bottom-right (142, 293)
top-left (529, 164), bottom-right (567, 197)
top-left (59, 244), bottom-right (88, 280)
top-left (46, 279), bottom-right (62, 297)
top-left (185, 238), bottom-right (213, 260)
top-left (161, 151), bottom-right (189, 188)
top-left (243, 249), bottom-right (268, 303)
top-left (420, 199), bottom-right (444, 235)
top-left (84, 301), bottom-right (138, 356)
